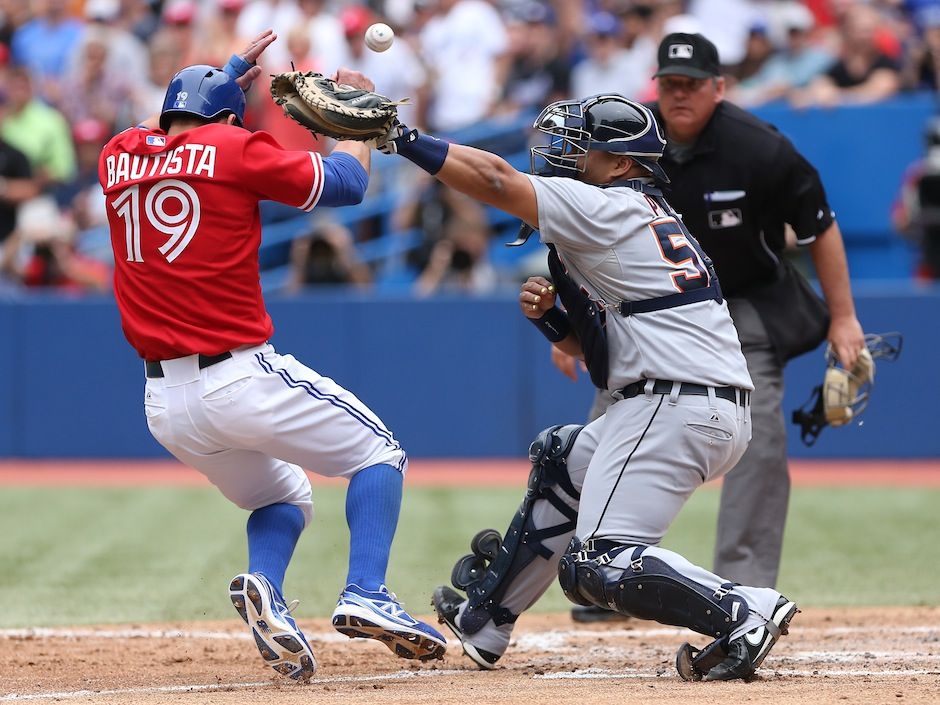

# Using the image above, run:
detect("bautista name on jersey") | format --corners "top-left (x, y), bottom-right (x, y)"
top-left (104, 141), bottom-right (218, 188)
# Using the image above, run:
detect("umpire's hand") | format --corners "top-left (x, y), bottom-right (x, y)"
top-left (519, 276), bottom-right (556, 319)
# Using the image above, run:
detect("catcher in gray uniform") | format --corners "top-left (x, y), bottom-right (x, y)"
top-left (377, 94), bottom-right (798, 681)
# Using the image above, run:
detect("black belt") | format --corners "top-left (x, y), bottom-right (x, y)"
top-left (618, 379), bottom-right (748, 405)
top-left (145, 351), bottom-right (233, 379)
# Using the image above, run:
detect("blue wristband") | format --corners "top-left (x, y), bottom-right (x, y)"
top-left (223, 54), bottom-right (253, 80)
top-left (530, 307), bottom-right (571, 343)
top-left (395, 130), bottom-right (449, 175)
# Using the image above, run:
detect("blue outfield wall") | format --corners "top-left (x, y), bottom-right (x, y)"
top-left (0, 288), bottom-right (937, 459)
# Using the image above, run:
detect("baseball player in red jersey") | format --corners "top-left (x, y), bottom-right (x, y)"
top-left (99, 31), bottom-right (446, 681)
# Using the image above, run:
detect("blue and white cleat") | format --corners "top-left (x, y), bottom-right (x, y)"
top-left (229, 573), bottom-right (317, 681)
top-left (331, 584), bottom-right (447, 661)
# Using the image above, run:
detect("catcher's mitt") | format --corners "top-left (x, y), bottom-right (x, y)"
top-left (270, 71), bottom-right (403, 141)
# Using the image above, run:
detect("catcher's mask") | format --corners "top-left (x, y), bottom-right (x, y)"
top-left (160, 65), bottom-right (246, 131)
top-left (529, 94), bottom-right (669, 183)
top-left (792, 332), bottom-right (902, 446)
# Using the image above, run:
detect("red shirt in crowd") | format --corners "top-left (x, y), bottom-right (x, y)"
top-left (99, 124), bottom-right (324, 360)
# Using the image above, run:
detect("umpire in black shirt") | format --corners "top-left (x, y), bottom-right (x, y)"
top-left (652, 33), bottom-right (865, 588)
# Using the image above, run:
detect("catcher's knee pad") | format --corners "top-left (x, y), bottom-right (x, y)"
top-left (558, 540), bottom-right (748, 639)
top-left (454, 424), bottom-right (583, 635)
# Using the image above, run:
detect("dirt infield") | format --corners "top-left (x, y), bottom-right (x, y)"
top-left (1, 608), bottom-right (938, 704)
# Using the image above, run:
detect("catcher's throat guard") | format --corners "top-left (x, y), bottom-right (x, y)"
top-left (792, 332), bottom-right (902, 446)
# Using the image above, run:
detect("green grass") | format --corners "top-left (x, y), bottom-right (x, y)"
top-left (0, 484), bottom-right (937, 627)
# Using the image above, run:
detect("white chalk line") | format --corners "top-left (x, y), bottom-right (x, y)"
top-left (3, 624), bottom-right (938, 643)
top-left (534, 667), bottom-right (940, 680)
top-left (0, 670), bottom-right (465, 702)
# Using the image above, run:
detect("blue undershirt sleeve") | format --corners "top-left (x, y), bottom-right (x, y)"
top-left (317, 152), bottom-right (368, 207)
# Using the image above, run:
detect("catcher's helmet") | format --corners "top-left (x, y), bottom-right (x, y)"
top-left (530, 94), bottom-right (669, 183)
top-left (160, 65), bottom-right (246, 131)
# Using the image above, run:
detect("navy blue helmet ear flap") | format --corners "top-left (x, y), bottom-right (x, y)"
top-left (159, 65), bottom-right (246, 131)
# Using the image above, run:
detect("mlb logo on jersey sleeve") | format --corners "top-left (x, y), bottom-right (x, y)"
top-left (146, 135), bottom-right (166, 147)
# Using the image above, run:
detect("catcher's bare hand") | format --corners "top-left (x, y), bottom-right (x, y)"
top-left (519, 276), bottom-right (556, 319)
top-left (234, 29), bottom-right (277, 91)
top-left (333, 68), bottom-right (375, 92)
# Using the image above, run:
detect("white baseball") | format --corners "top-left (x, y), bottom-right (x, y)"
top-left (364, 23), bottom-right (394, 53)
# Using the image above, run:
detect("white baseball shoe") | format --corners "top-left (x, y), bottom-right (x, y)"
top-left (229, 573), bottom-right (317, 681)
top-left (332, 583), bottom-right (447, 661)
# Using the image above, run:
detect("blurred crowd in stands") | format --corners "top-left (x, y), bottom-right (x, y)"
top-left (0, 0), bottom-right (939, 296)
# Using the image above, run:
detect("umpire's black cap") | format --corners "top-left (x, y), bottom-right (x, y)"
top-left (654, 33), bottom-right (721, 79)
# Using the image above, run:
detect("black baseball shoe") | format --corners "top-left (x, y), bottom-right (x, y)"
top-left (431, 586), bottom-right (501, 670)
top-left (703, 596), bottom-right (799, 681)
top-left (570, 605), bottom-right (632, 624)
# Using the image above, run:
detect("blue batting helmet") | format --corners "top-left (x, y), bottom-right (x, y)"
top-left (530, 94), bottom-right (669, 183)
top-left (159, 65), bottom-right (246, 131)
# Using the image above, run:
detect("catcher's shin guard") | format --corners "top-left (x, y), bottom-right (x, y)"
top-left (557, 539), bottom-right (749, 639)
top-left (451, 424), bottom-right (583, 635)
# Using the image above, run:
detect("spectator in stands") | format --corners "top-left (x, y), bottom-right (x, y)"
top-left (298, 0), bottom-right (350, 76)
top-left (893, 116), bottom-right (940, 281)
top-left (392, 170), bottom-right (492, 280)
top-left (61, 28), bottom-right (135, 130)
top-left (792, 3), bottom-right (901, 107)
top-left (160, 0), bottom-right (201, 67)
top-left (0, 0), bottom-right (31, 48)
top-left (730, 23), bottom-right (775, 84)
top-left (288, 220), bottom-right (372, 291)
top-left (342, 5), bottom-right (427, 129)
top-left (0, 66), bottom-right (75, 188)
top-left (56, 119), bottom-right (109, 230)
top-left (201, 0), bottom-right (248, 67)
top-left (10, 0), bottom-right (84, 104)
top-left (571, 12), bottom-right (650, 100)
top-left (236, 0), bottom-right (302, 68)
top-left (689, 0), bottom-right (762, 67)
top-left (81, 0), bottom-right (148, 81)
top-left (732, 3), bottom-right (833, 107)
top-left (7, 196), bottom-right (109, 293)
top-left (414, 207), bottom-right (496, 297)
top-left (254, 25), bottom-right (324, 149)
top-left (0, 127), bottom-right (38, 284)
top-left (419, 0), bottom-right (509, 132)
top-left (122, 0), bottom-right (161, 43)
top-left (131, 30), bottom-right (182, 125)
top-left (901, 6), bottom-right (940, 91)
top-left (498, 2), bottom-right (570, 116)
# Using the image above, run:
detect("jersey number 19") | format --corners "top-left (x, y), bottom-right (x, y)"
top-left (111, 179), bottom-right (202, 263)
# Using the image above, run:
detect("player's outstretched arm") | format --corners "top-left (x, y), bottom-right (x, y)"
top-left (380, 128), bottom-right (538, 229)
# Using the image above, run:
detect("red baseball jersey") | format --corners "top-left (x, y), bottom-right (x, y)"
top-left (99, 124), bottom-right (324, 360)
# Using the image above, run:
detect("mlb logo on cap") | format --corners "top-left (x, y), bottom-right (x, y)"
top-left (654, 32), bottom-right (722, 79)
top-left (668, 43), bottom-right (694, 59)
top-left (146, 135), bottom-right (166, 147)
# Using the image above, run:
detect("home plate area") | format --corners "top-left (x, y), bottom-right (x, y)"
top-left (1, 607), bottom-right (938, 705)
